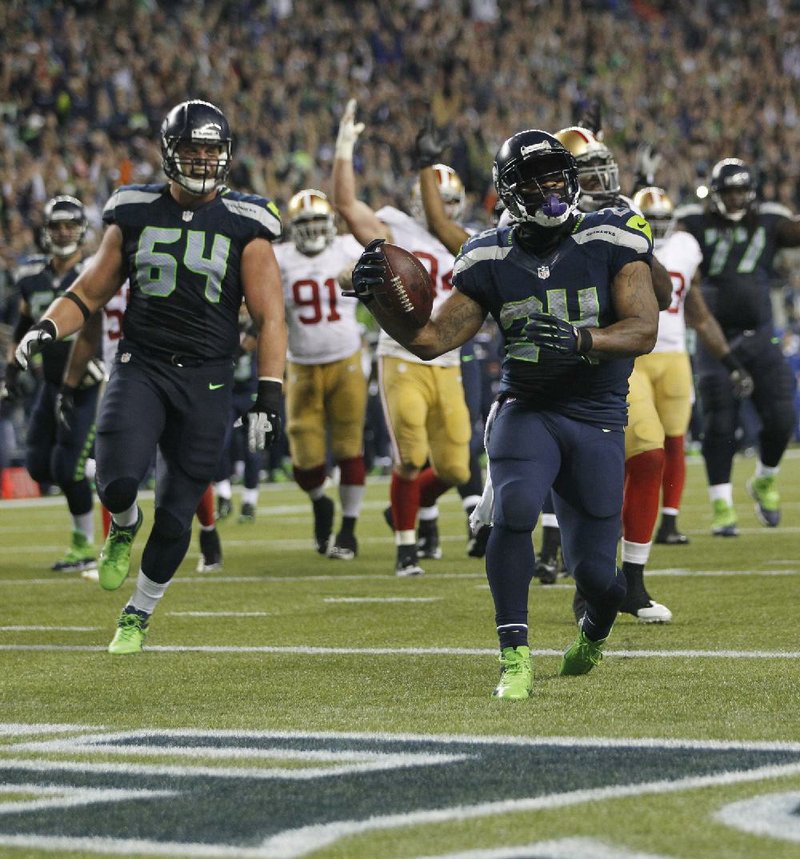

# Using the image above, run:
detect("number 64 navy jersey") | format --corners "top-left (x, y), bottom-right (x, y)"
top-left (453, 208), bottom-right (653, 429)
top-left (102, 183), bottom-right (282, 361)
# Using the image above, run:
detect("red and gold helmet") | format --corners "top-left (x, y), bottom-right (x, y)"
top-left (554, 126), bottom-right (620, 211)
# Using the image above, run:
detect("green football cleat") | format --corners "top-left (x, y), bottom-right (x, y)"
top-left (492, 646), bottom-right (532, 700)
top-left (51, 530), bottom-right (96, 573)
top-left (711, 499), bottom-right (739, 537)
top-left (746, 475), bottom-right (781, 527)
top-left (108, 606), bottom-right (149, 655)
top-left (559, 628), bottom-right (607, 676)
top-left (99, 508), bottom-right (143, 591)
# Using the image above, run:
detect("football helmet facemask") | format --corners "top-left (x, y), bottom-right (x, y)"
top-left (161, 100), bottom-right (232, 196)
top-left (41, 196), bottom-right (88, 258)
top-left (410, 164), bottom-right (466, 225)
top-left (493, 130), bottom-right (580, 228)
top-left (709, 158), bottom-right (756, 222)
top-left (288, 189), bottom-right (336, 255)
top-left (554, 126), bottom-right (620, 211)
top-left (632, 186), bottom-right (675, 242)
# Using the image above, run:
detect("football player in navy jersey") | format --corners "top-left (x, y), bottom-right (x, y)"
top-left (677, 158), bottom-right (800, 535)
top-left (16, 99), bottom-right (286, 655)
top-left (350, 130), bottom-right (659, 699)
top-left (5, 195), bottom-right (101, 574)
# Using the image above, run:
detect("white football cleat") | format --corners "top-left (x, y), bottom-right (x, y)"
top-left (631, 600), bottom-right (673, 624)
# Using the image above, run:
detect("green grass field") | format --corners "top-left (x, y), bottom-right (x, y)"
top-left (1, 448), bottom-right (799, 859)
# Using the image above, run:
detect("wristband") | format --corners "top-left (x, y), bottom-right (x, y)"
top-left (254, 379), bottom-right (282, 412)
top-left (62, 290), bottom-right (91, 322)
top-left (577, 327), bottom-right (593, 354)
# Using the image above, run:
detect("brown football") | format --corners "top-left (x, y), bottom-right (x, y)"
top-left (372, 243), bottom-right (434, 328)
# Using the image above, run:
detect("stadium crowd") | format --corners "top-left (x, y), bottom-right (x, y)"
top-left (2, 0), bottom-right (800, 475)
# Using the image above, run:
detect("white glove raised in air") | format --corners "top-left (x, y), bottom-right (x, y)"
top-left (335, 98), bottom-right (365, 160)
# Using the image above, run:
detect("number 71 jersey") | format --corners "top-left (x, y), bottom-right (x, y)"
top-left (273, 234), bottom-right (364, 364)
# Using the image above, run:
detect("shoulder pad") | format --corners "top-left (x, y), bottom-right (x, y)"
top-left (220, 191), bottom-right (282, 239)
top-left (103, 184), bottom-right (165, 221)
top-left (673, 203), bottom-right (704, 221)
top-left (572, 209), bottom-right (653, 252)
top-left (13, 258), bottom-right (48, 281)
top-left (758, 201), bottom-right (794, 219)
top-left (454, 228), bottom-right (513, 276)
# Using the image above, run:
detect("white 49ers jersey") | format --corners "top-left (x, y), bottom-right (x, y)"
top-left (652, 230), bottom-right (703, 354)
top-left (102, 282), bottom-right (131, 365)
top-left (274, 234), bottom-right (364, 364)
top-left (375, 206), bottom-right (460, 368)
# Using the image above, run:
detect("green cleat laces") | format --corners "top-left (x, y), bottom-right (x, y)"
top-left (492, 646), bottom-right (532, 700)
top-left (108, 607), bottom-right (149, 655)
top-left (99, 508), bottom-right (143, 591)
top-left (559, 628), bottom-right (607, 676)
top-left (746, 475), bottom-right (781, 527)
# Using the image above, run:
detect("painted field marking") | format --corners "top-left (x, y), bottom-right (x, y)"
top-left (716, 791), bottom-right (800, 843)
top-left (323, 597), bottom-right (441, 603)
top-left (0, 643), bottom-right (799, 659)
top-left (413, 840), bottom-right (675, 859)
top-left (166, 611), bottom-right (271, 617)
top-left (0, 626), bottom-right (100, 632)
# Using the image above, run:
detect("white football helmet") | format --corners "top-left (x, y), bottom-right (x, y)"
top-left (554, 126), bottom-right (620, 211)
top-left (632, 186), bottom-right (676, 242)
top-left (410, 164), bottom-right (466, 225)
top-left (287, 189), bottom-right (336, 255)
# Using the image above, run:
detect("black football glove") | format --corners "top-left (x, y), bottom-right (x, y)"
top-left (55, 384), bottom-right (77, 433)
top-left (523, 312), bottom-right (593, 355)
top-left (722, 353), bottom-right (754, 399)
top-left (343, 238), bottom-right (386, 303)
top-left (247, 379), bottom-right (282, 452)
top-left (414, 116), bottom-right (447, 169)
top-left (1, 363), bottom-right (20, 403)
top-left (15, 319), bottom-right (57, 369)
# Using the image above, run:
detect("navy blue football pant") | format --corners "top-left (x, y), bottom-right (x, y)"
top-left (697, 327), bottom-right (796, 485)
top-left (486, 400), bottom-right (626, 641)
top-left (26, 379), bottom-right (98, 517)
top-left (96, 344), bottom-right (234, 584)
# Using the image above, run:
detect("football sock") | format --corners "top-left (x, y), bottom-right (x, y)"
top-left (623, 449), bottom-right (665, 544)
top-left (128, 570), bottom-right (169, 616)
top-left (214, 479), bottom-right (232, 501)
top-left (539, 524), bottom-right (561, 559)
top-left (293, 464), bottom-right (327, 494)
top-left (418, 467), bottom-right (451, 508)
top-left (195, 485), bottom-right (215, 527)
top-left (662, 435), bottom-right (686, 511)
top-left (113, 502), bottom-right (139, 529)
top-left (390, 472), bottom-right (420, 533)
top-left (101, 505), bottom-right (112, 538)
top-left (338, 515), bottom-right (357, 538)
top-left (73, 510), bottom-right (94, 543)
top-left (497, 623), bottom-right (528, 650)
top-left (621, 561), bottom-right (649, 602)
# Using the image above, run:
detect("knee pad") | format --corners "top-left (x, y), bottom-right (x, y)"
top-left (152, 506), bottom-right (189, 542)
top-left (494, 475), bottom-right (539, 532)
top-left (25, 452), bottom-right (50, 485)
top-left (98, 477), bottom-right (140, 514)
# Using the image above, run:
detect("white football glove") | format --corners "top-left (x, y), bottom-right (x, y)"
top-left (335, 98), bottom-right (365, 160)
top-left (15, 319), bottom-right (57, 370)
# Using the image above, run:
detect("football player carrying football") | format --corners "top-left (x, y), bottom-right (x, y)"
top-left (5, 195), bottom-right (101, 575)
top-left (333, 99), bottom-right (471, 577)
top-left (15, 99), bottom-right (286, 655)
top-left (351, 129), bottom-right (660, 699)
top-left (274, 189), bottom-right (368, 560)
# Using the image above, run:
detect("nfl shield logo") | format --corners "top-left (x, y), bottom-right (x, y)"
top-left (182, 210), bottom-right (193, 222)
top-left (537, 265), bottom-right (550, 279)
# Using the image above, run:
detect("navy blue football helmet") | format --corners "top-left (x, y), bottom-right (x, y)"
top-left (709, 158), bottom-right (756, 221)
top-left (160, 100), bottom-right (233, 195)
top-left (41, 195), bottom-right (88, 258)
top-left (493, 130), bottom-right (580, 227)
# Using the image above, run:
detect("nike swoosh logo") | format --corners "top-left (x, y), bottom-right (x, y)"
top-left (208, 383), bottom-right (225, 390)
